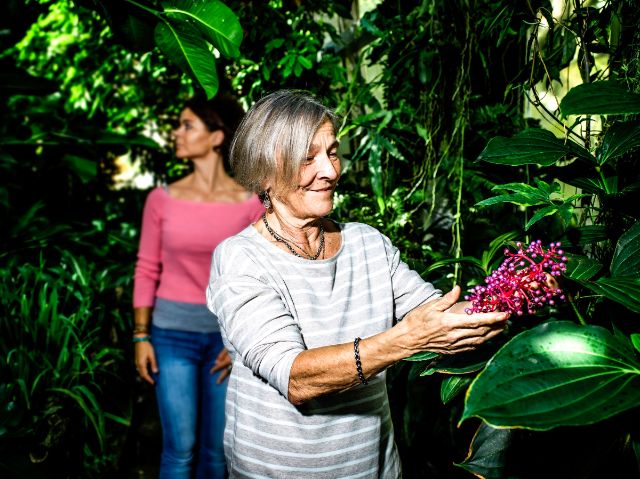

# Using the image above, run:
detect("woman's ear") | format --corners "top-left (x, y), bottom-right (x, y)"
top-left (209, 129), bottom-right (225, 150)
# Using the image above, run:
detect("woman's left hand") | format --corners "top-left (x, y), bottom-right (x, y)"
top-left (210, 347), bottom-right (232, 384)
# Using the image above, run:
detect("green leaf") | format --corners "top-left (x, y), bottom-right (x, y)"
top-left (631, 334), bottom-right (640, 354)
top-left (422, 256), bottom-right (484, 275)
top-left (564, 176), bottom-right (606, 194)
top-left (477, 129), bottom-right (593, 166)
top-left (560, 81), bottom-right (640, 116)
top-left (420, 343), bottom-right (496, 376)
top-left (524, 205), bottom-right (560, 231)
top-left (441, 375), bottom-right (473, 404)
top-left (480, 231), bottom-right (520, 272)
top-left (461, 321), bottom-right (640, 430)
top-left (579, 277), bottom-right (640, 313)
top-left (154, 20), bottom-right (219, 98)
top-left (564, 225), bottom-right (609, 246)
top-left (404, 351), bottom-right (440, 362)
top-left (476, 192), bottom-right (542, 208)
top-left (62, 155), bottom-right (97, 183)
top-left (297, 56), bottom-right (313, 69)
top-left (597, 122), bottom-right (640, 165)
top-left (456, 422), bottom-right (513, 479)
top-left (163, 0), bottom-right (242, 58)
top-left (610, 221), bottom-right (640, 278)
top-left (563, 254), bottom-right (602, 280)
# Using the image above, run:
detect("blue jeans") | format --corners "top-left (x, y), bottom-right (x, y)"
top-left (152, 325), bottom-right (227, 479)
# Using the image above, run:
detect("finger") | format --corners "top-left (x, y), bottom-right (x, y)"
top-left (138, 364), bottom-right (155, 385)
top-left (455, 310), bottom-right (510, 326)
top-left (216, 348), bottom-right (230, 362)
top-left (210, 362), bottom-right (225, 374)
top-left (149, 352), bottom-right (159, 374)
top-left (210, 356), bottom-right (232, 374)
top-left (431, 286), bottom-right (461, 312)
top-left (215, 366), bottom-right (231, 384)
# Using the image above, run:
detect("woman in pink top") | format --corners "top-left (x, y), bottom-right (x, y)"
top-left (132, 93), bottom-right (264, 479)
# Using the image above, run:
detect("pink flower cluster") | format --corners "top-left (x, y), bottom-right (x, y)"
top-left (464, 240), bottom-right (568, 316)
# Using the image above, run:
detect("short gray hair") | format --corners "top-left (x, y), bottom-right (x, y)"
top-left (230, 90), bottom-right (339, 194)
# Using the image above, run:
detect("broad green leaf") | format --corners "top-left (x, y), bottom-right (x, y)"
top-left (610, 221), bottom-right (640, 278)
top-left (163, 0), bottom-right (242, 58)
top-left (404, 351), bottom-right (440, 362)
top-left (632, 334), bottom-right (640, 354)
top-left (564, 176), bottom-right (605, 194)
top-left (563, 254), bottom-right (602, 280)
top-left (476, 182), bottom-right (551, 208)
top-left (420, 343), bottom-right (497, 376)
top-left (441, 375), bottom-right (473, 404)
top-left (597, 122), bottom-right (640, 165)
top-left (579, 277), bottom-right (640, 313)
top-left (525, 205), bottom-right (560, 231)
top-left (155, 20), bottom-right (219, 98)
top-left (476, 192), bottom-right (544, 208)
top-left (477, 129), bottom-right (593, 166)
top-left (456, 422), bottom-right (513, 479)
top-left (461, 321), bottom-right (640, 430)
top-left (560, 81), bottom-right (640, 116)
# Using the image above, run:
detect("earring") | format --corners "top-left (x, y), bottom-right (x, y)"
top-left (262, 191), bottom-right (272, 210)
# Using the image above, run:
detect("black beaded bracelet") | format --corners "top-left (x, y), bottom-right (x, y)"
top-left (353, 337), bottom-right (368, 385)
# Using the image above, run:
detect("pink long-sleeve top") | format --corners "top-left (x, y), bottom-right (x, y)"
top-left (133, 187), bottom-right (264, 308)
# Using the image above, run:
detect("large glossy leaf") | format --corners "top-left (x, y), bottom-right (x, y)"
top-left (579, 277), bottom-right (640, 313)
top-left (456, 422), bottom-right (513, 479)
top-left (477, 129), bottom-right (593, 166)
top-left (154, 20), bottom-right (219, 98)
top-left (560, 81), bottom-right (640, 116)
top-left (597, 122), bottom-right (640, 165)
top-left (163, 0), bottom-right (242, 58)
top-left (563, 254), bottom-right (602, 280)
top-left (610, 221), bottom-right (640, 278)
top-left (461, 321), bottom-right (640, 430)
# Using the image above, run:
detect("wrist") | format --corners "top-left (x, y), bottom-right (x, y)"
top-left (133, 323), bottom-right (150, 335)
top-left (386, 318), bottom-right (421, 360)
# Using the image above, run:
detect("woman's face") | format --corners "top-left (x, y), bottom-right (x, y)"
top-left (172, 107), bottom-right (221, 160)
top-left (272, 121), bottom-right (341, 222)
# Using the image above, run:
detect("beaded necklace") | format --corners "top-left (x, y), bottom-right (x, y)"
top-left (262, 213), bottom-right (325, 260)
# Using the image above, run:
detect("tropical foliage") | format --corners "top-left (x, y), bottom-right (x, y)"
top-left (1, 0), bottom-right (638, 477)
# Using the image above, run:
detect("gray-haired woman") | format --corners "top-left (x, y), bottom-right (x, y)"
top-left (206, 89), bottom-right (508, 478)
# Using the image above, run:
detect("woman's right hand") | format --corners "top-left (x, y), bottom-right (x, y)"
top-left (135, 341), bottom-right (158, 385)
top-left (401, 285), bottom-right (509, 357)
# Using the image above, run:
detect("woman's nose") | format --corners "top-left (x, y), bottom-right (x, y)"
top-left (316, 154), bottom-right (340, 179)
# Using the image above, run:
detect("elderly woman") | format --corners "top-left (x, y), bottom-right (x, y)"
top-left (206, 90), bottom-right (508, 478)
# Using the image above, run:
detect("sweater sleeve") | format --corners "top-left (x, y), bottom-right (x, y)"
top-left (133, 188), bottom-right (164, 308)
top-left (207, 240), bottom-right (304, 399)
top-left (380, 233), bottom-right (442, 321)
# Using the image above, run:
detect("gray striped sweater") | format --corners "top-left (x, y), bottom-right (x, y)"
top-left (207, 222), bottom-right (440, 478)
